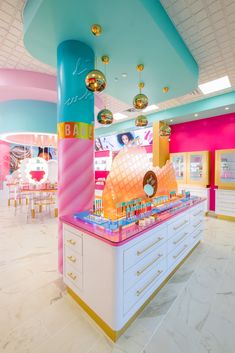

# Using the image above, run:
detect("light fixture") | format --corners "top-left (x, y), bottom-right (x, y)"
top-left (91, 24), bottom-right (102, 36)
top-left (225, 107), bottom-right (230, 110)
top-left (96, 57), bottom-right (113, 125)
top-left (159, 123), bottom-right (171, 137)
top-left (133, 64), bottom-right (149, 110)
top-left (199, 76), bottom-right (231, 95)
top-left (135, 115), bottom-right (148, 127)
top-left (121, 73), bottom-right (127, 78)
top-left (194, 113), bottom-right (198, 117)
top-left (97, 109), bottom-right (113, 125)
top-left (113, 113), bottom-right (128, 120)
top-left (142, 104), bottom-right (159, 113)
top-left (170, 119), bottom-right (173, 122)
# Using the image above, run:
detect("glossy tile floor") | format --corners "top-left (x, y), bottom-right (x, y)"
top-left (0, 204), bottom-right (235, 353)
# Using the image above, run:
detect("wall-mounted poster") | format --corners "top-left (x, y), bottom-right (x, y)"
top-left (10, 144), bottom-right (57, 174)
top-left (95, 127), bottom-right (153, 152)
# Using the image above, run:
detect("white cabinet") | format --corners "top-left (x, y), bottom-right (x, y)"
top-left (215, 189), bottom-right (235, 217)
top-left (62, 200), bottom-right (205, 340)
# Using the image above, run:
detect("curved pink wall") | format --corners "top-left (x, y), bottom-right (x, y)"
top-left (0, 69), bottom-right (57, 102)
top-left (0, 68), bottom-right (104, 110)
top-left (170, 113), bottom-right (235, 210)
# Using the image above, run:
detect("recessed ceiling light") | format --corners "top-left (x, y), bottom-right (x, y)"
top-left (170, 119), bottom-right (173, 122)
top-left (113, 112), bottom-right (128, 120)
top-left (194, 113), bottom-right (198, 117)
top-left (225, 107), bottom-right (230, 110)
top-left (142, 104), bottom-right (159, 113)
top-left (121, 73), bottom-right (127, 78)
top-left (198, 76), bottom-right (231, 95)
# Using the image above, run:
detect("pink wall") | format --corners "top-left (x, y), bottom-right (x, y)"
top-left (0, 141), bottom-right (10, 188)
top-left (170, 113), bottom-right (235, 211)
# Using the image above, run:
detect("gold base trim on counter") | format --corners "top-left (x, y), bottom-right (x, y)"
top-left (67, 241), bottom-right (200, 342)
top-left (216, 214), bottom-right (235, 222)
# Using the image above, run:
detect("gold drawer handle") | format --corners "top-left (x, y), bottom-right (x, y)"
top-left (173, 232), bottom-right (188, 245)
top-left (193, 220), bottom-right (202, 228)
top-left (136, 270), bottom-right (163, 296)
top-left (67, 255), bottom-right (76, 263)
top-left (137, 237), bottom-right (163, 256)
top-left (67, 272), bottom-right (76, 281)
top-left (136, 254), bottom-right (163, 276)
top-left (173, 245), bottom-right (188, 259)
top-left (173, 220), bottom-right (188, 231)
top-left (193, 210), bottom-right (203, 217)
top-left (193, 230), bottom-right (203, 239)
top-left (67, 239), bottom-right (76, 245)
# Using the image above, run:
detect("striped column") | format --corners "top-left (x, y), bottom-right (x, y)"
top-left (57, 41), bottom-right (94, 273)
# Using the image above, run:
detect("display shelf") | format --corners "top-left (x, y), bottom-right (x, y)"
top-left (186, 151), bottom-right (210, 186)
top-left (62, 198), bottom-right (206, 341)
top-left (177, 184), bottom-right (209, 212)
top-left (94, 150), bottom-right (113, 193)
top-left (170, 153), bottom-right (187, 184)
top-left (215, 149), bottom-right (235, 189)
top-left (170, 151), bottom-right (210, 187)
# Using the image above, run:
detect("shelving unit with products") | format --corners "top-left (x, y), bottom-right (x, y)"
top-left (170, 151), bottom-right (210, 211)
top-left (170, 153), bottom-right (187, 184)
top-left (215, 149), bottom-right (235, 219)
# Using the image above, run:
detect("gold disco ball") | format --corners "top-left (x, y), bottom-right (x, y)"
top-left (135, 115), bottom-right (148, 127)
top-left (85, 70), bottom-right (106, 92)
top-left (133, 93), bottom-right (148, 110)
top-left (97, 109), bottom-right (113, 125)
top-left (159, 124), bottom-right (171, 137)
top-left (91, 24), bottom-right (102, 36)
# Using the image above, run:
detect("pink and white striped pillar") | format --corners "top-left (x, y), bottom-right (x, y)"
top-left (57, 40), bottom-right (95, 273)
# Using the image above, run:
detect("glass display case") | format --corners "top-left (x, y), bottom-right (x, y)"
top-left (170, 153), bottom-right (187, 184)
top-left (215, 149), bottom-right (235, 189)
top-left (186, 151), bottom-right (209, 186)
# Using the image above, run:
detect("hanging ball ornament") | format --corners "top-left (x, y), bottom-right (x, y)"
top-left (97, 109), bottom-right (113, 125)
top-left (101, 55), bottom-right (110, 64)
top-left (163, 86), bottom-right (169, 93)
top-left (133, 93), bottom-right (148, 110)
top-left (135, 115), bottom-right (148, 127)
top-left (136, 64), bottom-right (144, 72)
top-left (159, 124), bottom-right (171, 137)
top-left (85, 69), bottom-right (106, 92)
top-left (91, 24), bottom-right (102, 36)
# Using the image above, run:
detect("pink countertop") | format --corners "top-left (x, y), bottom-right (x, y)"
top-left (61, 198), bottom-right (205, 247)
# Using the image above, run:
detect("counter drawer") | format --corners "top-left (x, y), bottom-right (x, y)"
top-left (124, 257), bottom-right (167, 314)
top-left (168, 214), bottom-right (190, 237)
top-left (190, 207), bottom-right (204, 222)
top-left (124, 226), bottom-right (167, 271)
top-left (64, 262), bottom-right (83, 290)
top-left (64, 228), bottom-right (83, 255)
top-left (168, 226), bottom-right (190, 254)
top-left (191, 227), bottom-right (203, 246)
top-left (124, 243), bottom-right (166, 293)
top-left (64, 246), bottom-right (83, 273)
top-left (167, 234), bottom-right (191, 268)
top-left (191, 217), bottom-right (204, 232)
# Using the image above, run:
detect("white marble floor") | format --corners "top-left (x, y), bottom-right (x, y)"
top-left (0, 204), bottom-right (235, 353)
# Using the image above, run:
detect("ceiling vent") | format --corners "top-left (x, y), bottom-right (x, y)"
top-left (190, 89), bottom-right (201, 96)
top-left (124, 107), bottom-right (138, 113)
